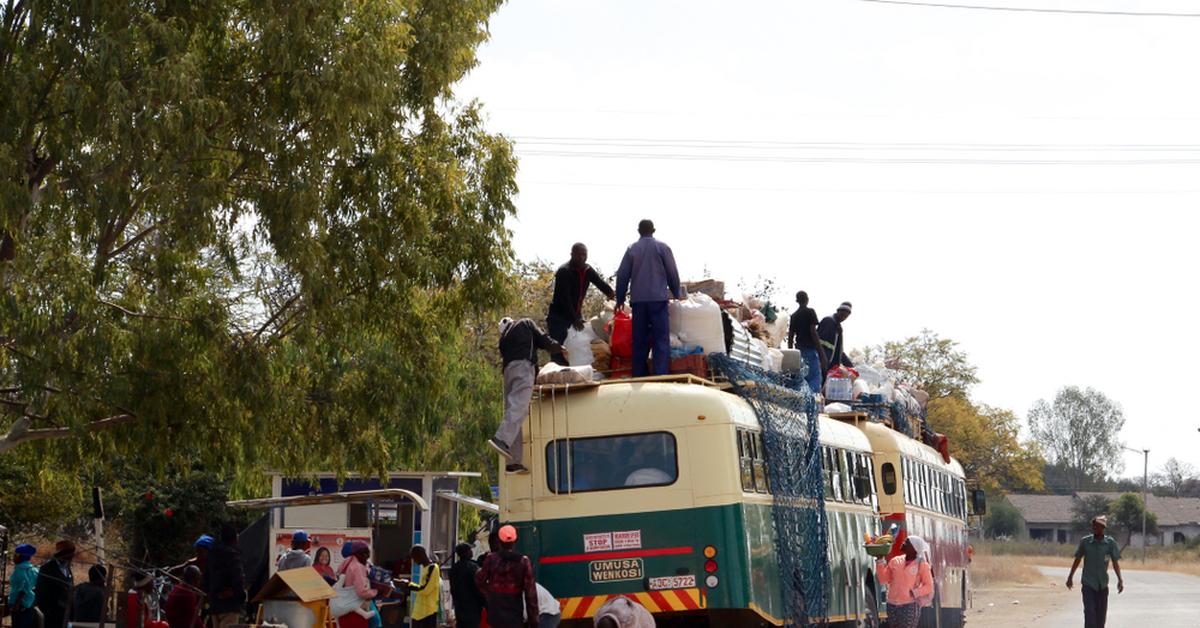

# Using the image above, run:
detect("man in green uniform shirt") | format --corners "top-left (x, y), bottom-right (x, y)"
top-left (1066, 515), bottom-right (1124, 628)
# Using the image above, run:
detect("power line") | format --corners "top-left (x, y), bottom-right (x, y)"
top-left (516, 149), bottom-right (1200, 165)
top-left (513, 136), bottom-right (1200, 152)
top-left (858, 0), bottom-right (1200, 17)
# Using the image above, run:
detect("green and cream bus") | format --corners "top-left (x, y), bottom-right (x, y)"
top-left (497, 376), bottom-right (887, 627)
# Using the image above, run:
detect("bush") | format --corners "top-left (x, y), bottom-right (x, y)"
top-left (984, 499), bottom-right (1024, 539)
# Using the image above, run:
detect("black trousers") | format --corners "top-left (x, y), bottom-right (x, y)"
top-left (1082, 584), bottom-right (1109, 628)
top-left (546, 315), bottom-right (571, 365)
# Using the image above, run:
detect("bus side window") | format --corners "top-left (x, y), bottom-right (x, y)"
top-left (882, 461), bottom-right (897, 496)
top-left (901, 459), bottom-right (910, 504)
top-left (738, 430), bottom-right (754, 492)
top-left (753, 432), bottom-right (769, 494)
top-left (823, 447), bottom-right (835, 500)
top-left (867, 455), bottom-right (879, 507)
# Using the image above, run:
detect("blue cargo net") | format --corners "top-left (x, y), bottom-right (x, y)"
top-left (708, 354), bottom-right (830, 626)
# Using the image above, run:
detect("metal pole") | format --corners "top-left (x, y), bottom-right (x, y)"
top-left (1141, 449), bottom-right (1149, 563)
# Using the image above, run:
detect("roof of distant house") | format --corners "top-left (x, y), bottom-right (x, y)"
top-left (1006, 494), bottom-right (1075, 524)
top-left (1075, 492), bottom-right (1200, 528)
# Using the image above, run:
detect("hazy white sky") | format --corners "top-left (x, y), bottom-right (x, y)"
top-left (456, 0), bottom-right (1200, 481)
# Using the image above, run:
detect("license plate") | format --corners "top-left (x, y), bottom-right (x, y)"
top-left (648, 575), bottom-right (696, 590)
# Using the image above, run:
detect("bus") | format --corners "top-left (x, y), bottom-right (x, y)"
top-left (497, 376), bottom-right (886, 627)
top-left (854, 419), bottom-right (972, 628)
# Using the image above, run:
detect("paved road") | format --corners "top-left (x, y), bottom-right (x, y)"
top-left (1037, 566), bottom-right (1200, 627)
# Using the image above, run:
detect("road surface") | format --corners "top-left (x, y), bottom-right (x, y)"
top-left (970, 566), bottom-right (1200, 627)
top-left (1035, 566), bottom-right (1200, 627)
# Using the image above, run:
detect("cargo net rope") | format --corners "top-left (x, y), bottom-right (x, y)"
top-left (708, 354), bottom-right (830, 626)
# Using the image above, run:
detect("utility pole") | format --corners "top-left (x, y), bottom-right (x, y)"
top-left (1141, 449), bottom-right (1149, 563)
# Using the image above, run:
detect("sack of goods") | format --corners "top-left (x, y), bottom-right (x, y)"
top-left (564, 326), bottom-right (597, 367)
top-left (591, 339), bottom-right (612, 372)
top-left (537, 362), bottom-right (595, 385)
top-left (668, 293), bottom-right (725, 355)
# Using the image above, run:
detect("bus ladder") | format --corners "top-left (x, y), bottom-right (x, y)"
top-left (531, 383), bottom-right (575, 522)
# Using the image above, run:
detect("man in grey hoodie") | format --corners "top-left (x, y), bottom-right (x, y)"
top-left (277, 530), bottom-right (313, 571)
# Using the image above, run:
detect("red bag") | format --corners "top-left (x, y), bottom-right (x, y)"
top-left (606, 310), bottom-right (633, 359)
top-left (825, 364), bottom-right (859, 380)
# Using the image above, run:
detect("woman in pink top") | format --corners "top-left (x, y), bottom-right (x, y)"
top-left (337, 542), bottom-right (377, 628)
top-left (875, 536), bottom-right (934, 628)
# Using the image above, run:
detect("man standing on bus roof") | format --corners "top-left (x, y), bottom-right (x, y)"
top-left (475, 525), bottom-right (537, 628)
top-left (787, 291), bottom-right (828, 394)
top-left (1066, 515), bottom-right (1123, 628)
top-left (615, 219), bottom-right (683, 377)
top-left (489, 317), bottom-right (565, 475)
top-left (817, 302), bottom-right (854, 384)
top-left (547, 243), bottom-right (615, 365)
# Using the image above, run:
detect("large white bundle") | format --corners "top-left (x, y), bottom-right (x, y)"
top-left (536, 362), bottom-right (594, 384)
top-left (670, 293), bottom-right (726, 355)
top-left (767, 348), bottom-right (784, 372)
top-left (564, 327), bottom-right (597, 367)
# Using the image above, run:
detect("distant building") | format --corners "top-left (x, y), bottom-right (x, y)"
top-left (1006, 492), bottom-right (1200, 547)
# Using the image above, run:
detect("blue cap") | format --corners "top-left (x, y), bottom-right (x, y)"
top-left (341, 542), bottom-right (354, 558)
top-left (194, 534), bottom-right (215, 549)
top-left (292, 530), bottom-right (309, 543)
top-left (15, 544), bottom-right (36, 557)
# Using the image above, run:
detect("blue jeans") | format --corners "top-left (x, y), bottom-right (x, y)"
top-left (631, 301), bottom-right (670, 376)
top-left (801, 348), bottom-right (821, 394)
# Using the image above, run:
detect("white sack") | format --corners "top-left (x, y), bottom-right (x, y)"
top-left (670, 293), bottom-right (726, 355)
top-left (564, 327), bottom-right (597, 367)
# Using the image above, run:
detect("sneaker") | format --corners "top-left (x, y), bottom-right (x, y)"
top-left (488, 437), bottom-right (514, 461)
top-left (505, 463), bottom-right (530, 474)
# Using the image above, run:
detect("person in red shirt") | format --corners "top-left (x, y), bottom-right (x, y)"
top-left (165, 566), bottom-right (203, 628)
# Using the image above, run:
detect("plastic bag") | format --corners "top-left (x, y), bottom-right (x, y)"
top-left (670, 293), bottom-right (725, 355)
top-left (330, 577), bottom-right (371, 618)
top-left (564, 327), bottom-right (597, 367)
top-left (606, 310), bottom-right (632, 358)
top-left (826, 364), bottom-right (859, 380)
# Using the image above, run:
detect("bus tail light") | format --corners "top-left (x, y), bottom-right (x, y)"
top-left (705, 574), bottom-right (719, 588)
top-left (703, 545), bottom-right (717, 558)
top-left (704, 559), bottom-right (717, 573)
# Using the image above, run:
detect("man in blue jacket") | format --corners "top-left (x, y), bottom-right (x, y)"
top-left (615, 220), bottom-right (683, 377)
top-left (8, 544), bottom-right (39, 628)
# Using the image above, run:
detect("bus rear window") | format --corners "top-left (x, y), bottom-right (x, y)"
top-left (546, 432), bottom-right (678, 493)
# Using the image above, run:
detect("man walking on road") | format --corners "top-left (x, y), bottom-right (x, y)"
top-left (547, 243), bottom-right (614, 365)
top-left (489, 317), bottom-right (565, 474)
top-left (615, 219), bottom-right (683, 377)
top-left (1066, 515), bottom-right (1123, 628)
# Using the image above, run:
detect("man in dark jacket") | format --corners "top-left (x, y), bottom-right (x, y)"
top-left (36, 540), bottom-right (76, 628)
top-left (206, 524), bottom-right (246, 628)
top-left (546, 243), bottom-right (614, 365)
top-left (817, 302), bottom-right (854, 384)
top-left (488, 317), bottom-right (564, 474)
top-left (73, 565), bottom-right (108, 624)
top-left (475, 526), bottom-right (536, 628)
top-left (449, 543), bottom-right (486, 628)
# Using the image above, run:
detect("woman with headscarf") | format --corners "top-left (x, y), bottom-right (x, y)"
top-left (874, 536), bottom-right (934, 628)
top-left (335, 541), bottom-right (377, 628)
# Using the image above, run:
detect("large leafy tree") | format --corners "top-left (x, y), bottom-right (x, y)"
top-left (1028, 387), bottom-right (1125, 491)
top-left (1108, 492), bottom-right (1157, 550)
top-left (925, 396), bottom-right (1044, 493)
top-left (0, 1), bottom-right (516, 479)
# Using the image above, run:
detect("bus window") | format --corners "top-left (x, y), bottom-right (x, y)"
top-left (545, 431), bottom-right (678, 493)
top-left (901, 459), bottom-right (911, 504)
top-left (738, 430), bottom-right (754, 492)
top-left (867, 455), bottom-right (879, 507)
top-left (822, 447), bottom-right (835, 500)
top-left (752, 432), bottom-right (769, 494)
top-left (881, 461), bottom-right (896, 496)
top-left (831, 449), bottom-right (845, 502)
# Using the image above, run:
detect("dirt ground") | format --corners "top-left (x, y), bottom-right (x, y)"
top-left (968, 575), bottom-right (1070, 628)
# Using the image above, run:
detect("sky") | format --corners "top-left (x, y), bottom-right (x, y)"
top-left (454, 0), bottom-right (1200, 481)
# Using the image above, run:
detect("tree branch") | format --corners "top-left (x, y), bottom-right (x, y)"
top-left (252, 293), bottom-right (299, 341)
top-left (0, 413), bottom-right (136, 454)
top-left (108, 222), bottom-right (159, 260)
top-left (98, 298), bottom-right (193, 323)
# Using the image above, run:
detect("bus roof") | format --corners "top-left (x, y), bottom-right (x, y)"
top-left (857, 421), bottom-right (965, 476)
top-left (530, 377), bottom-right (870, 452)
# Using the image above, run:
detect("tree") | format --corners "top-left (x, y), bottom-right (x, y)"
top-left (1108, 492), bottom-right (1158, 550)
top-left (1028, 387), bottom-right (1125, 491)
top-left (926, 396), bottom-right (1044, 493)
top-left (984, 498), bottom-right (1024, 539)
top-left (1154, 457), bottom-right (1197, 497)
top-left (858, 329), bottom-right (979, 399)
top-left (0, 1), bottom-right (516, 477)
top-left (1071, 494), bottom-right (1112, 536)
